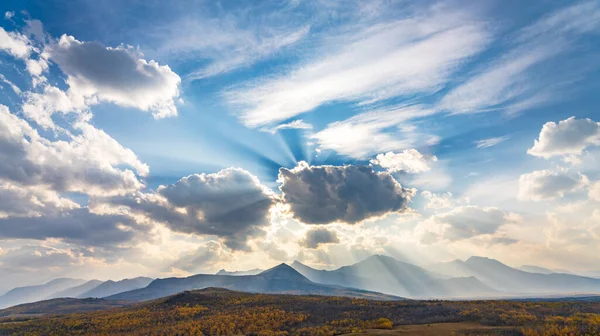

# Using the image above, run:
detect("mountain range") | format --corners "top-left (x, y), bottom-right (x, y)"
top-left (108, 264), bottom-right (400, 302)
top-left (3, 255), bottom-right (600, 310)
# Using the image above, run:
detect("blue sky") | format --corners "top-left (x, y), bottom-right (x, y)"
top-left (0, 0), bottom-right (600, 289)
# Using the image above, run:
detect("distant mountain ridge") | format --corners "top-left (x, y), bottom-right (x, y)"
top-left (0, 278), bottom-right (87, 309)
top-left (79, 277), bottom-right (153, 298)
top-left (292, 255), bottom-right (496, 298)
top-left (216, 269), bottom-right (263, 276)
top-left (108, 264), bottom-right (402, 302)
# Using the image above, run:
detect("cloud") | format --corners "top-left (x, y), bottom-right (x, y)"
top-left (301, 228), bottom-right (340, 249)
top-left (278, 162), bottom-right (415, 224)
top-left (312, 105), bottom-right (437, 158)
top-left (0, 26), bottom-right (33, 59)
top-left (417, 205), bottom-right (514, 243)
top-left (371, 149), bottom-right (437, 173)
top-left (475, 136), bottom-right (509, 149)
top-left (0, 245), bottom-right (81, 274)
top-left (0, 105), bottom-right (147, 196)
top-left (48, 35), bottom-right (181, 119)
top-left (225, 8), bottom-right (489, 128)
top-left (0, 208), bottom-right (143, 247)
top-left (589, 181), bottom-right (600, 202)
top-left (440, 2), bottom-right (600, 115)
top-left (267, 120), bottom-right (313, 133)
top-left (518, 170), bottom-right (589, 201)
top-left (527, 117), bottom-right (600, 159)
top-left (0, 183), bottom-right (78, 218)
top-left (95, 168), bottom-right (275, 251)
top-left (421, 191), bottom-right (454, 210)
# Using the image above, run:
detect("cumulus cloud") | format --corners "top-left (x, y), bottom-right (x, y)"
top-left (278, 162), bottom-right (415, 224)
top-left (589, 181), bottom-right (600, 202)
top-left (518, 170), bottom-right (589, 201)
top-left (0, 183), bottom-right (78, 218)
top-left (95, 168), bottom-right (275, 251)
top-left (371, 149), bottom-right (437, 173)
top-left (528, 117), bottom-right (600, 160)
top-left (421, 191), bottom-right (454, 210)
top-left (0, 105), bottom-right (147, 196)
top-left (301, 228), bottom-right (340, 249)
top-left (48, 35), bottom-right (181, 119)
top-left (417, 205), bottom-right (514, 243)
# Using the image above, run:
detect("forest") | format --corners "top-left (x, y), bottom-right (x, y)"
top-left (0, 288), bottom-right (599, 335)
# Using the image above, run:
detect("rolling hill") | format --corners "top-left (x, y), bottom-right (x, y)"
top-left (0, 297), bottom-right (130, 318)
top-left (49, 280), bottom-right (104, 299)
top-left (107, 263), bottom-right (402, 302)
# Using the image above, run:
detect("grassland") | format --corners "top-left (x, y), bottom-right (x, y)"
top-left (0, 288), bottom-right (599, 335)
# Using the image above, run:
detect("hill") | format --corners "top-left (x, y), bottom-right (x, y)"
top-left (2, 288), bottom-right (600, 335)
top-left (108, 264), bottom-right (401, 302)
top-left (0, 278), bottom-right (87, 309)
top-left (0, 297), bottom-right (130, 318)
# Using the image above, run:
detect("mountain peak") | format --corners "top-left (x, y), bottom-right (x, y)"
top-left (260, 263), bottom-right (309, 281)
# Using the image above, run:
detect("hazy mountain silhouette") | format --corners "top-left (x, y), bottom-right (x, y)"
top-left (518, 265), bottom-right (555, 274)
top-left (431, 256), bottom-right (600, 294)
top-left (292, 255), bottom-right (496, 298)
top-left (79, 277), bottom-right (154, 298)
top-left (0, 278), bottom-right (87, 309)
top-left (216, 269), bottom-right (263, 276)
top-left (49, 280), bottom-right (104, 299)
top-left (108, 263), bottom-right (402, 302)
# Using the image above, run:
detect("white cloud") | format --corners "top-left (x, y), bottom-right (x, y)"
top-left (416, 205), bottom-right (514, 243)
top-left (421, 191), bottom-right (454, 210)
top-left (528, 117), bottom-right (600, 159)
top-left (226, 9), bottom-right (489, 128)
top-left (0, 105), bottom-right (147, 196)
top-left (0, 183), bottom-right (78, 218)
top-left (48, 35), bottom-right (181, 119)
top-left (475, 136), bottom-right (509, 149)
top-left (22, 84), bottom-right (87, 129)
top-left (267, 119), bottom-right (313, 133)
top-left (440, 2), bottom-right (600, 115)
top-left (371, 149), bottom-right (437, 174)
top-left (589, 181), bottom-right (600, 202)
top-left (518, 169), bottom-right (589, 201)
top-left (0, 26), bottom-right (32, 59)
top-left (312, 105), bottom-right (437, 158)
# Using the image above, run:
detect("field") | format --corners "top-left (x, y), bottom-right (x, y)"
top-left (0, 288), bottom-right (599, 335)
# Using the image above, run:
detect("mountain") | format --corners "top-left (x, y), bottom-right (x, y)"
top-left (518, 265), bottom-right (555, 274)
top-left (216, 268), bottom-right (263, 276)
top-left (49, 280), bottom-right (104, 299)
top-left (108, 264), bottom-right (402, 302)
top-left (79, 277), bottom-right (154, 298)
top-left (0, 278), bottom-right (87, 309)
top-left (292, 255), bottom-right (496, 298)
top-left (433, 257), bottom-right (600, 294)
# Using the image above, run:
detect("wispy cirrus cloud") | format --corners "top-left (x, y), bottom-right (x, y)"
top-left (225, 6), bottom-right (490, 128)
top-left (440, 1), bottom-right (600, 115)
top-left (475, 135), bottom-right (510, 149)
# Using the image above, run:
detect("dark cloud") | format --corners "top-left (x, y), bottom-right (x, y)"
top-left (301, 228), bottom-right (340, 249)
top-left (96, 168), bottom-right (275, 251)
top-left (0, 208), bottom-right (143, 247)
top-left (278, 162), bottom-right (415, 224)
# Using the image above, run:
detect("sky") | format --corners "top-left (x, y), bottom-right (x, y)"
top-left (0, 0), bottom-right (600, 290)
